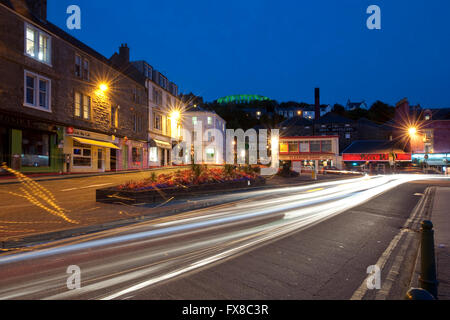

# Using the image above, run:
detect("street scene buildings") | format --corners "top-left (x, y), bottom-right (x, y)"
top-left (0, 0), bottom-right (449, 305)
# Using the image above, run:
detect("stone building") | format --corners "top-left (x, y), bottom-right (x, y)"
top-left (0, 0), bottom-right (148, 173)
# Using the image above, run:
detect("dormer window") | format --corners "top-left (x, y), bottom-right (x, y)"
top-left (25, 23), bottom-right (51, 65)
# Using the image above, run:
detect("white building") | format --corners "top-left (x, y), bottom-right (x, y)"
top-left (182, 107), bottom-right (226, 164)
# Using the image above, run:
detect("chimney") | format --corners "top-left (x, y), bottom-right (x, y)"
top-left (119, 44), bottom-right (130, 65)
top-left (26, 0), bottom-right (47, 21)
top-left (314, 88), bottom-right (320, 120)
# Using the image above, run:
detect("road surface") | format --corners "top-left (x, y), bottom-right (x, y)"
top-left (0, 174), bottom-right (448, 300)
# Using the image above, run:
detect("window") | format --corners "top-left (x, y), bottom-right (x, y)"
top-left (288, 142), bottom-right (299, 153)
top-left (207, 131), bottom-right (213, 142)
top-left (206, 148), bottom-right (215, 160)
top-left (153, 88), bottom-right (162, 105)
top-left (154, 113), bottom-right (162, 130)
top-left (280, 143), bottom-right (288, 153)
top-left (321, 140), bottom-right (332, 153)
top-left (208, 117), bottom-right (212, 125)
top-left (192, 117), bottom-right (198, 125)
top-left (310, 141), bottom-right (321, 152)
top-left (83, 59), bottom-right (89, 81)
top-left (345, 133), bottom-right (351, 139)
top-left (74, 92), bottom-right (91, 119)
top-left (25, 24), bottom-right (51, 64)
top-left (133, 114), bottom-right (143, 132)
top-left (75, 55), bottom-right (82, 77)
top-left (24, 71), bottom-right (51, 111)
top-left (149, 147), bottom-right (158, 162)
top-left (21, 130), bottom-right (50, 167)
top-left (299, 141), bottom-right (309, 152)
top-left (111, 106), bottom-right (119, 128)
top-left (74, 92), bottom-right (81, 117)
top-left (132, 147), bottom-right (142, 164)
top-left (73, 141), bottom-right (92, 167)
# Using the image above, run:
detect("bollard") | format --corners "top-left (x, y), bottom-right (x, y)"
top-left (419, 220), bottom-right (439, 299)
top-left (405, 288), bottom-right (435, 300)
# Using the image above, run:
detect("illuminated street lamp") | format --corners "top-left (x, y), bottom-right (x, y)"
top-left (99, 83), bottom-right (108, 92)
top-left (408, 127), bottom-right (417, 137)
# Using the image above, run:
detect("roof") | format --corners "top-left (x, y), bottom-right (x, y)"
top-left (315, 113), bottom-right (354, 124)
top-left (0, 1), bottom-right (144, 86)
top-left (279, 116), bottom-right (313, 127)
top-left (342, 140), bottom-right (406, 154)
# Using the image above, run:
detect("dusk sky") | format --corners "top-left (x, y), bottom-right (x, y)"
top-left (48, 0), bottom-right (450, 108)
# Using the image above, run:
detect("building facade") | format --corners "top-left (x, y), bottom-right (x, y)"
top-left (131, 60), bottom-right (183, 167)
top-left (182, 108), bottom-right (227, 164)
top-left (0, 0), bottom-right (148, 174)
top-left (279, 136), bottom-right (341, 171)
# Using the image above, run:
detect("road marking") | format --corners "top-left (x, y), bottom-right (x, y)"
top-left (61, 183), bottom-right (112, 192)
top-left (350, 187), bottom-right (430, 300)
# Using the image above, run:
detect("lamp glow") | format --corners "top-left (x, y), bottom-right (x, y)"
top-left (99, 84), bottom-right (108, 92)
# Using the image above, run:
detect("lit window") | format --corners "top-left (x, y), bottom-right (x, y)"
top-left (192, 117), bottom-right (198, 125)
top-left (25, 24), bottom-right (51, 64)
top-left (24, 71), bottom-right (51, 111)
top-left (208, 117), bottom-right (212, 125)
top-left (83, 95), bottom-right (90, 120)
top-left (74, 93), bottom-right (81, 117)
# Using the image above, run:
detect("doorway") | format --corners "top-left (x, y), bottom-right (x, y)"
top-left (110, 149), bottom-right (117, 171)
top-left (0, 127), bottom-right (10, 168)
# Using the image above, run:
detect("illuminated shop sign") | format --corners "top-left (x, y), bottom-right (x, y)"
top-left (343, 153), bottom-right (411, 162)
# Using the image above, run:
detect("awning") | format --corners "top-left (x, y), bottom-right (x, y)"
top-left (149, 139), bottom-right (172, 149)
top-left (73, 137), bottom-right (120, 149)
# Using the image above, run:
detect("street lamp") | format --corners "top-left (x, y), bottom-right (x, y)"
top-left (408, 127), bottom-right (417, 137)
top-left (99, 83), bottom-right (108, 92)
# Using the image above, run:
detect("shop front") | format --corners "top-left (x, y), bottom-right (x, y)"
top-left (148, 135), bottom-right (172, 167)
top-left (342, 140), bottom-right (411, 173)
top-left (279, 136), bottom-right (340, 172)
top-left (412, 153), bottom-right (449, 171)
top-left (64, 127), bottom-right (120, 173)
top-left (0, 111), bottom-right (64, 174)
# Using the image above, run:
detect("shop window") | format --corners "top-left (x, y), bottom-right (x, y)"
top-left (206, 148), bottom-right (215, 160)
top-left (132, 147), bottom-right (142, 164)
top-left (321, 140), bottom-right (332, 153)
top-left (73, 141), bottom-right (92, 167)
top-left (310, 141), bottom-right (321, 153)
top-left (280, 143), bottom-right (288, 153)
top-left (288, 142), bottom-right (299, 153)
top-left (21, 130), bottom-right (50, 167)
top-left (299, 141), bottom-right (309, 153)
top-left (149, 147), bottom-right (158, 162)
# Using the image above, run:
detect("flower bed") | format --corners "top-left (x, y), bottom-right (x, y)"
top-left (96, 167), bottom-right (266, 205)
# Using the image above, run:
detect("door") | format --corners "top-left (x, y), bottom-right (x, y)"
top-left (0, 127), bottom-right (10, 168)
top-left (110, 149), bottom-right (117, 171)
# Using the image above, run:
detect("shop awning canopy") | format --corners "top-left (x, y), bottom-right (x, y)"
top-left (73, 137), bottom-right (120, 150)
top-left (149, 139), bottom-right (172, 149)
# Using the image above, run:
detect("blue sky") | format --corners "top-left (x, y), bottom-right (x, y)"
top-left (48, 0), bottom-right (450, 108)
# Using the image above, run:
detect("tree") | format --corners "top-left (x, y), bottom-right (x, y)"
top-left (332, 104), bottom-right (347, 116)
top-left (368, 101), bottom-right (395, 123)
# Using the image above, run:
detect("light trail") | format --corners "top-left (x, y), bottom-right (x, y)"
top-left (0, 174), bottom-right (447, 300)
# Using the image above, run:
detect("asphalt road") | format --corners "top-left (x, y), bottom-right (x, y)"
top-left (0, 174), bottom-right (448, 300)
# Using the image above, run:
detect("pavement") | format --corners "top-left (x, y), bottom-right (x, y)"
top-left (428, 187), bottom-right (449, 299)
top-left (0, 175), bottom-right (448, 300)
top-left (0, 167), bottom-right (357, 249)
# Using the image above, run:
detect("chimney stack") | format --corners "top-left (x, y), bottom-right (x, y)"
top-left (26, 0), bottom-right (47, 21)
top-left (315, 88), bottom-right (320, 120)
top-left (119, 44), bottom-right (130, 65)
